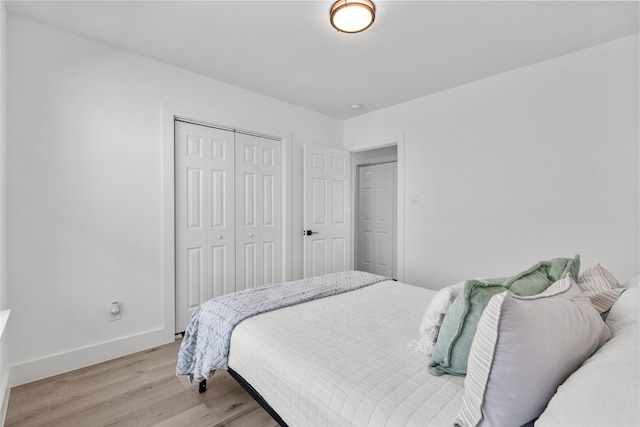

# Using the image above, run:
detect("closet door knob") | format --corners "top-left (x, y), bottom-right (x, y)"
top-left (217, 235), bottom-right (223, 240)
top-left (248, 233), bottom-right (254, 238)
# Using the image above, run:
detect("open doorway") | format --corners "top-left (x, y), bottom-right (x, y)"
top-left (352, 146), bottom-right (398, 279)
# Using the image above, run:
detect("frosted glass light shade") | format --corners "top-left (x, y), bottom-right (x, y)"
top-left (330, 0), bottom-right (375, 33)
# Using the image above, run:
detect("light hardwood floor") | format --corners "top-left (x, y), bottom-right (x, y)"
top-left (5, 339), bottom-right (278, 427)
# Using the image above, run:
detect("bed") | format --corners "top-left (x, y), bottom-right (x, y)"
top-left (177, 266), bottom-right (639, 427)
top-left (228, 279), bottom-right (464, 426)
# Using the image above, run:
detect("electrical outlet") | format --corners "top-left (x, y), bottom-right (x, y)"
top-left (109, 302), bottom-right (121, 321)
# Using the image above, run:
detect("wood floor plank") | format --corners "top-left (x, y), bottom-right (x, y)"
top-left (215, 406), bottom-right (280, 427)
top-left (5, 339), bottom-right (276, 427)
top-left (153, 403), bottom-right (218, 427)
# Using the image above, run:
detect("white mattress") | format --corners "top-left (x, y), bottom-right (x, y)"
top-left (228, 280), bottom-right (465, 427)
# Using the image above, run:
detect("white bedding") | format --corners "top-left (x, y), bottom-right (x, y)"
top-left (227, 280), bottom-right (465, 427)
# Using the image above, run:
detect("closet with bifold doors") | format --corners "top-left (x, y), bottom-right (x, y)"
top-left (174, 120), bottom-right (282, 332)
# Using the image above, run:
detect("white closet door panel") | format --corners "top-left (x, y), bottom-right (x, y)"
top-left (176, 122), bottom-right (235, 332)
top-left (210, 170), bottom-right (225, 227)
top-left (177, 121), bottom-right (284, 332)
top-left (243, 173), bottom-right (257, 227)
top-left (258, 138), bottom-right (282, 285)
top-left (236, 134), bottom-right (261, 291)
top-left (263, 175), bottom-right (274, 226)
top-left (186, 247), bottom-right (204, 309)
top-left (236, 133), bottom-right (282, 289)
top-left (186, 168), bottom-right (203, 229)
top-left (210, 244), bottom-right (233, 296)
top-left (360, 231), bottom-right (374, 267)
top-left (263, 241), bottom-right (275, 284)
top-left (243, 242), bottom-right (258, 288)
top-left (374, 163), bottom-right (394, 277)
top-left (207, 128), bottom-right (236, 299)
top-left (376, 232), bottom-right (390, 270)
top-left (206, 127), bottom-right (236, 300)
top-left (357, 165), bottom-right (375, 273)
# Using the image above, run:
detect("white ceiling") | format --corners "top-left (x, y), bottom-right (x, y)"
top-left (6, 1), bottom-right (639, 120)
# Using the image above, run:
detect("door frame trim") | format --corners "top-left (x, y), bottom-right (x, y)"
top-left (348, 135), bottom-right (405, 283)
top-left (162, 103), bottom-right (293, 335)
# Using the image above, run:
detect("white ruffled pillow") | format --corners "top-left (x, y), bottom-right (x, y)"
top-left (577, 264), bottom-right (626, 315)
top-left (411, 281), bottom-right (465, 356)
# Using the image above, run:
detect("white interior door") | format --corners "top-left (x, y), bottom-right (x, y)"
top-left (357, 162), bottom-right (396, 278)
top-left (175, 121), bottom-right (236, 332)
top-left (357, 165), bottom-right (376, 273)
top-left (236, 133), bottom-right (282, 289)
top-left (303, 144), bottom-right (351, 277)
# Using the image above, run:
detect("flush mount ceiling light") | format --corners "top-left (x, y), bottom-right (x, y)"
top-left (330, 0), bottom-right (376, 34)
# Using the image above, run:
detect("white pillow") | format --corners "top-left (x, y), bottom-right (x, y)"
top-left (577, 264), bottom-right (625, 314)
top-left (536, 286), bottom-right (639, 427)
top-left (411, 281), bottom-right (464, 356)
top-left (606, 284), bottom-right (639, 333)
top-left (623, 274), bottom-right (639, 288)
top-left (455, 277), bottom-right (611, 427)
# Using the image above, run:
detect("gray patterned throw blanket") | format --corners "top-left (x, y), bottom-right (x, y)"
top-left (176, 270), bottom-right (388, 381)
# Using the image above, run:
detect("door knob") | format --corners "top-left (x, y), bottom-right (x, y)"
top-left (248, 233), bottom-right (254, 238)
top-left (217, 235), bottom-right (223, 239)
top-left (303, 230), bottom-right (318, 236)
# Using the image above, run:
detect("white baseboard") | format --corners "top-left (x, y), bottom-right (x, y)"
top-left (0, 375), bottom-right (9, 427)
top-left (1, 310), bottom-right (11, 425)
top-left (8, 327), bottom-right (174, 387)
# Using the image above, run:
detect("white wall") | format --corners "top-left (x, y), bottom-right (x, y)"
top-left (345, 35), bottom-right (639, 289)
top-left (6, 11), bottom-right (639, 389)
top-left (0, 1), bottom-right (9, 422)
top-left (6, 15), bottom-right (342, 385)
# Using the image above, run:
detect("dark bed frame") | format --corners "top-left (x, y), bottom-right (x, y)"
top-left (178, 330), bottom-right (287, 425)
top-left (199, 370), bottom-right (289, 427)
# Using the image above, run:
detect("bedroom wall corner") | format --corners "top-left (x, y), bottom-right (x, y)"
top-left (0, 0), bottom-right (10, 424)
top-left (5, 14), bottom-right (342, 387)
